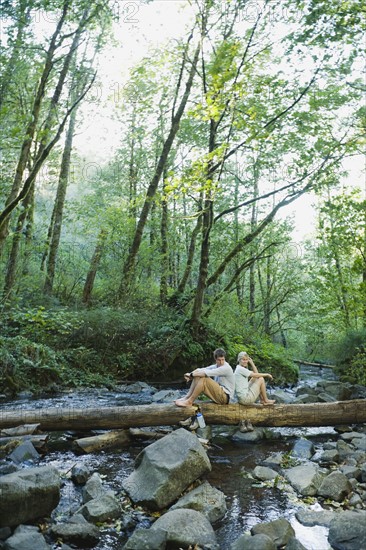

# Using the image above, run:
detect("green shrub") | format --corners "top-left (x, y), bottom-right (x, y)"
top-left (339, 346), bottom-right (366, 386)
top-left (226, 336), bottom-right (299, 385)
top-left (0, 335), bottom-right (63, 393)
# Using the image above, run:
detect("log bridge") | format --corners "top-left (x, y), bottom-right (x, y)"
top-left (0, 400), bottom-right (365, 431)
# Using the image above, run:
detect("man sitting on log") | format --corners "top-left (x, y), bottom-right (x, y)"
top-left (174, 348), bottom-right (235, 408)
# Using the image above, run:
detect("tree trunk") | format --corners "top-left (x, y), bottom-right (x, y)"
top-left (82, 228), bottom-right (108, 305)
top-left (44, 107), bottom-right (77, 295)
top-left (0, 0), bottom-right (70, 251)
top-left (190, 118), bottom-right (217, 329)
top-left (119, 43), bottom-right (200, 296)
top-left (3, 183), bottom-right (35, 299)
top-left (0, 400), bottom-right (364, 431)
top-left (249, 169), bottom-right (259, 323)
top-left (160, 172), bottom-right (169, 304)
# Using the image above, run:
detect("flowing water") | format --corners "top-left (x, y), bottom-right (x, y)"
top-left (0, 365), bottom-right (340, 549)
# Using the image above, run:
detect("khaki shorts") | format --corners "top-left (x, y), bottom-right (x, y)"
top-left (237, 378), bottom-right (261, 404)
top-left (200, 377), bottom-right (229, 405)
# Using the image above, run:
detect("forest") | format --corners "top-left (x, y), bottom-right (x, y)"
top-left (0, 0), bottom-right (365, 393)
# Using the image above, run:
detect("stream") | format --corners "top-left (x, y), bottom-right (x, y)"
top-left (0, 365), bottom-right (341, 549)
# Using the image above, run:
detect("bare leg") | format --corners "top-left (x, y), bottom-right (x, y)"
top-left (175, 378), bottom-right (201, 405)
top-left (258, 377), bottom-right (275, 405)
top-left (175, 378), bottom-right (205, 407)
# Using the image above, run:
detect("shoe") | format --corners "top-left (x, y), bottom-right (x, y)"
top-left (246, 420), bottom-right (254, 432)
top-left (179, 416), bottom-right (194, 427)
top-left (188, 418), bottom-right (199, 431)
top-left (239, 420), bottom-right (248, 433)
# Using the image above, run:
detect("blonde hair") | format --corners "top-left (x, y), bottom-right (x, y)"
top-left (237, 351), bottom-right (249, 363)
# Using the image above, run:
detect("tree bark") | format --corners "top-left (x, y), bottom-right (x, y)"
top-left (119, 43), bottom-right (200, 296)
top-left (82, 228), bottom-right (108, 305)
top-left (44, 107), bottom-right (78, 295)
top-left (0, 400), bottom-right (364, 431)
top-left (0, 0), bottom-right (71, 252)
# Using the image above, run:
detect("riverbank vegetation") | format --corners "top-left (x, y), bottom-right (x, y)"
top-left (0, 0), bottom-right (365, 394)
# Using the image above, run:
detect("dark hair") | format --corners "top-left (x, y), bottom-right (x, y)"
top-left (213, 348), bottom-right (226, 359)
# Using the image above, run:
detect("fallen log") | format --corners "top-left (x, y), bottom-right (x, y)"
top-left (0, 400), bottom-right (365, 431)
top-left (74, 430), bottom-right (131, 453)
top-left (0, 434), bottom-right (48, 451)
top-left (294, 360), bottom-right (336, 369)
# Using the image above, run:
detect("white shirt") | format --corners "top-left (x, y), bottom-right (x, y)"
top-left (198, 361), bottom-right (235, 398)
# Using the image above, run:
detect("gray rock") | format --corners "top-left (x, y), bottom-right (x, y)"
top-left (71, 464), bottom-right (91, 485)
top-left (50, 519), bottom-right (100, 548)
top-left (253, 466), bottom-right (278, 481)
top-left (230, 533), bottom-right (275, 549)
top-left (353, 436), bottom-right (366, 451)
top-left (292, 438), bottom-right (314, 460)
top-left (4, 525), bottom-right (50, 550)
top-left (315, 381), bottom-right (352, 400)
top-left (318, 471), bottom-right (352, 501)
top-left (170, 481), bottom-right (227, 523)
top-left (349, 493), bottom-right (362, 506)
top-left (0, 466), bottom-right (60, 527)
top-left (262, 452), bottom-right (284, 470)
top-left (285, 538), bottom-right (307, 550)
top-left (336, 440), bottom-right (354, 459)
top-left (361, 463), bottom-right (366, 482)
top-left (9, 441), bottom-right (40, 464)
top-left (341, 432), bottom-right (364, 441)
top-left (271, 389), bottom-right (294, 404)
top-left (295, 508), bottom-right (335, 527)
top-left (151, 509), bottom-right (218, 549)
top-left (123, 428), bottom-right (211, 510)
top-left (0, 528), bottom-right (11, 541)
top-left (317, 392), bottom-right (337, 402)
top-left (317, 449), bottom-right (340, 464)
top-left (151, 389), bottom-right (181, 402)
top-left (78, 494), bottom-right (120, 523)
top-left (293, 394), bottom-right (319, 404)
top-left (340, 465), bottom-right (362, 480)
top-left (232, 428), bottom-right (267, 443)
top-left (82, 473), bottom-right (105, 503)
top-left (0, 464), bottom-right (18, 476)
top-left (122, 527), bottom-right (166, 549)
top-left (251, 518), bottom-right (295, 547)
top-left (125, 382), bottom-right (152, 394)
top-left (328, 510), bottom-right (366, 550)
top-left (296, 386), bottom-right (319, 397)
top-left (284, 463), bottom-right (325, 496)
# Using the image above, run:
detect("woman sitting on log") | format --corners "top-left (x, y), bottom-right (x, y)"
top-left (235, 351), bottom-right (275, 406)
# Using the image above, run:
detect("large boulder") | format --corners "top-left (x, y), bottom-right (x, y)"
top-left (284, 463), bottom-right (325, 496)
top-left (251, 518), bottom-right (295, 547)
top-left (50, 515), bottom-right (100, 548)
top-left (4, 525), bottom-right (50, 550)
top-left (230, 533), bottom-right (275, 549)
top-left (291, 438), bottom-right (315, 460)
top-left (328, 510), bottom-right (366, 550)
top-left (150, 509), bottom-right (218, 549)
top-left (122, 428), bottom-right (211, 510)
top-left (318, 471), bottom-right (352, 502)
top-left (295, 508), bottom-right (335, 527)
top-left (77, 494), bottom-right (121, 523)
top-left (170, 481), bottom-right (227, 523)
top-left (122, 528), bottom-right (166, 550)
top-left (0, 466), bottom-right (60, 527)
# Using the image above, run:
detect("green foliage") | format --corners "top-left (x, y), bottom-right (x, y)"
top-left (2, 306), bottom-right (83, 346)
top-left (228, 336), bottom-right (299, 385)
top-left (333, 329), bottom-right (366, 385)
top-left (0, 335), bottom-right (63, 393)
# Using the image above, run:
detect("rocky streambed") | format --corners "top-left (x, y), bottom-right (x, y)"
top-left (0, 366), bottom-right (366, 549)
